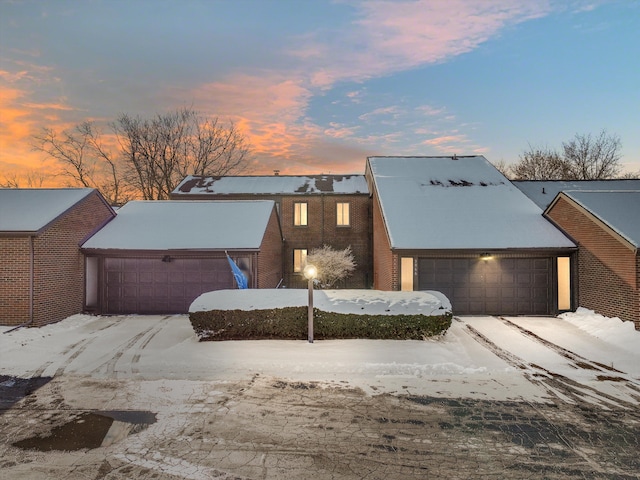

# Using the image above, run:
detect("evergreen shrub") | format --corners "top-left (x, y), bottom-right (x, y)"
top-left (190, 307), bottom-right (452, 341)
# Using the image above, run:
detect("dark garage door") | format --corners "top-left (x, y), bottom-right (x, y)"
top-left (104, 257), bottom-right (234, 314)
top-left (418, 257), bottom-right (552, 315)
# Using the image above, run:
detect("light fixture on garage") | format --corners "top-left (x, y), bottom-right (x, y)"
top-left (480, 253), bottom-right (493, 261)
top-left (162, 255), bottom-right (172, 263)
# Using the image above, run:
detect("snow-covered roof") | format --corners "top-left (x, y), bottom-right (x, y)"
top-left (82, 200), bottom-right (278, 250)
top-left (367, 156), bottom-right (575, 250)
top-left (557, 190), bottom-right (640, 248)
top-left (514, 180), bottom-right (640, 209)
top-left (173, 174), bottom-right (368, 195)
top-left (0, 188), bottom-right (96, 233)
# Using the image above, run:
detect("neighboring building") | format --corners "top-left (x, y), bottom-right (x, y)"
top-left (513, 179), bottom-right (640, 210)
top-left (545, 191), bottom-right (640, 329)
top-left (81, 200), bottom-right (282, 314)
top-left (365, 156), bottom-right (577, 316)
top-left (171, 175), bottom-right (371, 288)
top-left (0, 188), bottom-right (115, 326)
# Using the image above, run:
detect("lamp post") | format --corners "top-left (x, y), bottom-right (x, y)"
top-left (303, 264), bottom-right (318, 343)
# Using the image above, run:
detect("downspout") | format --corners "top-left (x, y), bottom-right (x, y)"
top-left (4, 235), bottom-right (35, 334)
top-left (29, 234), bottom-right (34, 325)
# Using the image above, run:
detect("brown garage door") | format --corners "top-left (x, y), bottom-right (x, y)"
top-left (104, 257), bottom-right (234, 314)
top-left (418, 257), bottom-right (552, 315)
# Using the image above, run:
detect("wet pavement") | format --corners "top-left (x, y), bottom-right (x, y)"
top-left (1, 373), bottom-right (639, 479)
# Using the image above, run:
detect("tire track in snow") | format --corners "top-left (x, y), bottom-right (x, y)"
top-left (28, 317), bottom-right (127, 379)
top-left (130, 316), bottom-right (171, 376)
top-left (498, 316), bottom-right (625, 374)
top-left (91, 316), bottom-right (169, 378)
top-left (459, 318), bottom-right (638, 409)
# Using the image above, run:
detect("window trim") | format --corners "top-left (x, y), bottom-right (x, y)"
top-left (336, 202), bottom-right (350, 227)
top-left (293, 248), bottom-right (308, 272)
top-left (294, 202), bottom-right (308, 226)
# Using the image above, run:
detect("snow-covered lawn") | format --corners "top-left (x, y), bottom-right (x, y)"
top-left (2, 289), bottom-right (638, 406)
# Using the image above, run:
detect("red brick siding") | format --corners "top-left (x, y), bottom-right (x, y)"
top-left (257, 207), bottom-right (283, 288)
top-left (547, 196), bottom-right (639, 327)
top-left (0, 237), bottom-right (31, 325)
top-left (637, 257), bottom-right (640, 330)
top-left (1, 191), bottom-right (114, 327)
top-left (372, 194), bottom-right (397, 291)
top-left (281, 195), bottom-right (371, 288)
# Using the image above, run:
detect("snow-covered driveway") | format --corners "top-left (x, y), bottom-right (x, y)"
top-left (2, 312), bottom-right (639, 480)
top-left (2, 312), bottom-right (638, 406)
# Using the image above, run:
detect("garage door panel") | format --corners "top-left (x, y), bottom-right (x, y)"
top-left (418, 257), bottom-right (551, 315)
top-left (104, 257), bottom-right (234, 314)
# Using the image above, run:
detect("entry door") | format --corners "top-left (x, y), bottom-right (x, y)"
top-left (104, 257), bottom-right (233, 314)
top-left (417, 257), bottom-right (552, 315)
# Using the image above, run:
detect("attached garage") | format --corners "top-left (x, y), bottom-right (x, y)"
top-left (82, 200), bottom-right (283, 315)
top-left (366, 156), bottom-right (576, 316)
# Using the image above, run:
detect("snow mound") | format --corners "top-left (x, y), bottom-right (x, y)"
top-left (189, 289), bottom-right (451, 317)
top-left (559, 307), bottom-right (638, 354)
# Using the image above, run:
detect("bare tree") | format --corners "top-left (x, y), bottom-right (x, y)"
top-left (32, 122), bottom-right (132, 205)
top-left (490, 159), bottom-right (512, 178)
top-left (32, 107), bottom-right (251, 201)
top-left (306, 245), bottom-right (356, 289)
top-left (0, 170), bottom-right (47, 188)
top-left (512, 130), bottom-right (624, 180)
top-left (562, 130), bottom-right (622, 180)
top-left (511, 145), bottom-right (570, 180)
top-left (114, 108), bottom-right (250, 200)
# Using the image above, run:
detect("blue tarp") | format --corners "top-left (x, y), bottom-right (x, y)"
top-left (226, 254), bottom-right (248, 289)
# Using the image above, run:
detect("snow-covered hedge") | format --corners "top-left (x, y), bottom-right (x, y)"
top-left (189, 289), bottom-right (452, 341)
top-left (190, 307), bottom-right (451, 341)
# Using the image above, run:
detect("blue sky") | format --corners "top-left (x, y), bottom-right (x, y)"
top-left (1, 0), bottom-right (638, 181)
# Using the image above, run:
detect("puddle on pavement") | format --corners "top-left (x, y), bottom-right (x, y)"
top-left (12, 410), bottom-right (156, 452)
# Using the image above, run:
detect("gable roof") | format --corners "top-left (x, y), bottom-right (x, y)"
top-left (82, 200), bottom-right (279, 251)
top-left (173, 174), bottom-right (368, 196)
top-left (366, 156), bottom-right (575, 250)
top-left (514, 179), bottom-right (640, 209)
top-left (548, 191), bottom-right (640, 249)
top-left (0, 188), bottom-right (97, 234)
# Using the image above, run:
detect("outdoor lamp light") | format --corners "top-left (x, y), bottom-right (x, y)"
top-left (303, 264), bottom-right (318, 343)
top-left (480, 253), bottom-right (493, 261)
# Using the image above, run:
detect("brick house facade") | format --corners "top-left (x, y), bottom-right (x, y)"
top-left (546, 192), bottom-right (640, 329)
top-left (0, 189), bottom-right (115, 326)
top-left (171, 175), bottom-right (372, 289)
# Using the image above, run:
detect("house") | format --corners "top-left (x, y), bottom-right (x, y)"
top-left (81, 200), bottom-right (283, 314)
top-left (545, 190), bottom-right (640, 329)
top-left (171, 175), bottom-right (371, 288)
top-left (365, 156), bottom-right (577, 316)
top-left (0, 188), bottom-right (115, 326)
top-left (513, 179), bottom-right (640, 209)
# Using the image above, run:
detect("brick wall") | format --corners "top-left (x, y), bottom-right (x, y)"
top-left (1, 191), bottom-right (114, 327)
top-left (371, 194), bottom-right (397, 291)
top-left (0, 237), bottom-right (31, 325)
top-left (257, 207), bottom-right (284, 288)
top-left (547, 196), bottom-right (639, 328)
top-left (282, 194), bottom-right (371, 288)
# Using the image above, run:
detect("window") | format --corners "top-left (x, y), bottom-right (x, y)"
top-left (293, 249), bottom-right (308, 272)
top-left (336, 202), bottom-right (350, 226)
top-left (294, 202), bottom-right (308, 226)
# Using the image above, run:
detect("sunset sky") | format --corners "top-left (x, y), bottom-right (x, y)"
top-left (1, 0), bottom-right (639, 185)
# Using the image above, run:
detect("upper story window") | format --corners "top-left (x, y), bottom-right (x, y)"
top-left (336, 202), bottom-right (350, 226)
top-left (293, 249), bottom-right (308, 272)
top-left (294, 202), bottom-right (308, 226)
